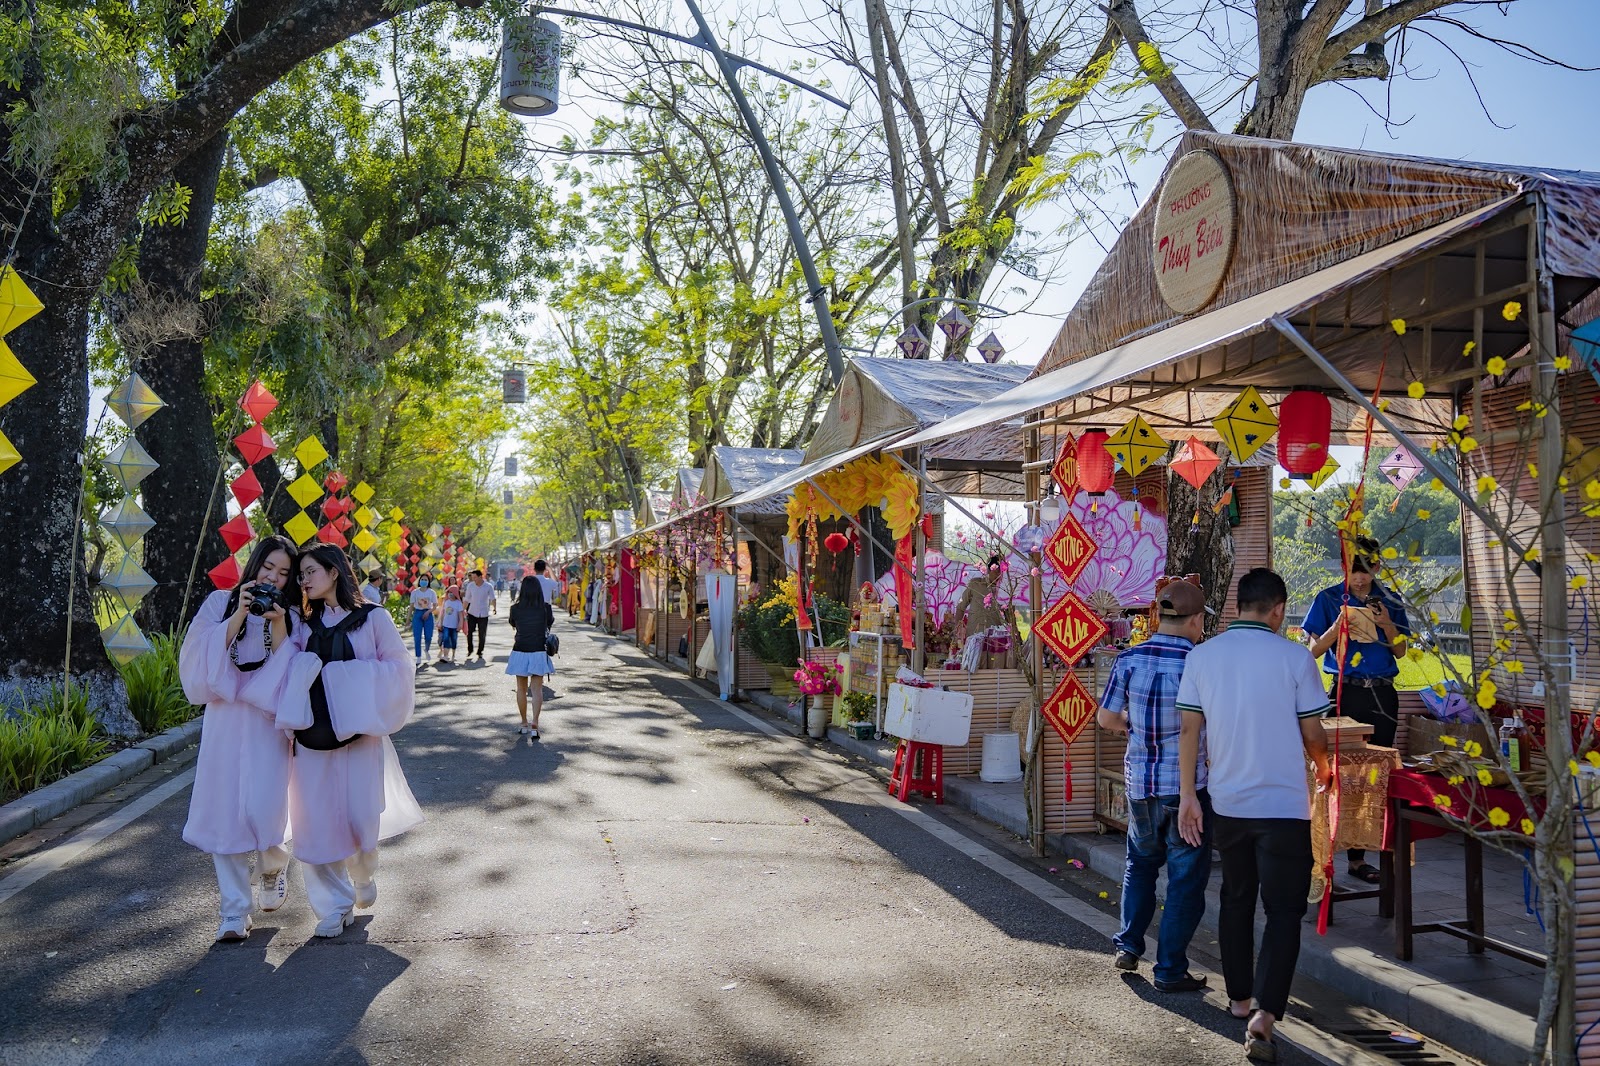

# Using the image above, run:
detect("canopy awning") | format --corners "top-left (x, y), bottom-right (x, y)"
top-left (722, 430), bottom-right (912, 512)
top-left (612, 501), bottom-right (716, 546)
top-left (896, 197), bottom-right (1519, 451)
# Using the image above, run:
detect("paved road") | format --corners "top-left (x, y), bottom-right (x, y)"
top-left (0, 620), bottom-right (1332, 1065)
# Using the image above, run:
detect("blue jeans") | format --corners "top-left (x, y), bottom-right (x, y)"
top-left (1114, 790), bottom-right (1213, 983)
top-left (439, 626), bottom-right (458, 651)
top-left (411, 609), bottom-right (434, 656)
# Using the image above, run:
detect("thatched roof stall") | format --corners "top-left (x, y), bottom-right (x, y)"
top-left (895, 131), bottom-right (1600, 863)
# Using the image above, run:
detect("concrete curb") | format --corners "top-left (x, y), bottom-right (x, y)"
top-left (0, 717), bottom-right (202, 848)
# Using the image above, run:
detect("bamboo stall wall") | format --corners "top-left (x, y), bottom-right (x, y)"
top-left (931, 668), bottom-right (1031, 776)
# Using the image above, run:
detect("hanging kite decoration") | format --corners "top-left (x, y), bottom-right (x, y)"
top-left (1379, 445), bottom-right (1423, 492)
top-left (1212, 385), bottom-right (1277, 464)
top-left (98, 369), bottom-right (167, 663)
top-left (212, 380), bottom-right (281, 590)
top-left (0, 266), bottom-right (43, 476)
top-left (1106, 416), bottom-right (1167, 478)
top-left (1170, 436), bottom-right (1221, 527)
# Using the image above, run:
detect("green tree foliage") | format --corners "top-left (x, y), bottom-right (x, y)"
top-left (1272, 452), bottom-right (1463, 560)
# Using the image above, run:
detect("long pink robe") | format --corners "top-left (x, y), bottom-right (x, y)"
top-left (179, 591), bottom-right (297, 855)
top-left (276, 606), bottom-right (423, 865)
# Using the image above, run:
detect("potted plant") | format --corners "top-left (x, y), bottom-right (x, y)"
top-left (841, 690), bottom-right (876, 740)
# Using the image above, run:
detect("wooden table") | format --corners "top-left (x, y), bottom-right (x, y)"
top-left (1384, 768), bottom-right (1543, 966)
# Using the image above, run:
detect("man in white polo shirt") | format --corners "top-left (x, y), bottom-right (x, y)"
top-left (1176, 567), bottom-right (1331, 1063)
top-left (462, 569), bottom-right (497, 662)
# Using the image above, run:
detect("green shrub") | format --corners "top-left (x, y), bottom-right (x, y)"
top-left (0, 686), bottom-right (111, 802)
top-left (738, 593), bottom-right (851, 665)
top-left (117, 631), bottom-right (199, 734)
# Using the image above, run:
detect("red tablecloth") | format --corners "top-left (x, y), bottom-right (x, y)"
top-left (1383, 767), bottom-right (1536, 849)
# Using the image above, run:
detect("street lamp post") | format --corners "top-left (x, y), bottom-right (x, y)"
top-left (503, 4), bottom-right (849, 386)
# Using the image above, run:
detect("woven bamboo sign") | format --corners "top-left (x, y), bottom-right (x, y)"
top-left (1153, 150), bottom-right (1236, 315)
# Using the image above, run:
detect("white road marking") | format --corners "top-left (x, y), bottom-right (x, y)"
top-left (0, 768), bottom-right (196, 910)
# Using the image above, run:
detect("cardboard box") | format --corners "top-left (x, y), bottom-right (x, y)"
top-left (885, 682), bottom-right (974, 745)
top-left (1406, 714), bottom-right (1494, 758)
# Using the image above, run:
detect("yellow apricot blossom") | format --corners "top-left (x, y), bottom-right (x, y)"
top-left (1463, 341), bottom-right (1477, 358)
top-left (1572, 574), bottom-right (1589, 591)
top-left (1391, 318), bottom-right (1408, 335)
top-left (1503, 300), bottom-right (1522, 320)
top-left (1407, 381), bottom-right (1426, 400)
top-left (1487, 356), bottom-right (1508, 376)
top-left (1477, 768), bottom-right (1495, 786)
top-left (1464, 740), bottom-right (1484, 758)
top-left (1417, 508), bottom-right (1432, 520)
top-left (1556, 356), bottom-right (1573, 371)
top-left (1488, 807), bottom-right (1510, 828)
top-left (1476, 474), bottom-right (1497, 495)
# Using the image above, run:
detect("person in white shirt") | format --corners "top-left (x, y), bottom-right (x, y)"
top-left (408, 578), bottom-right (439, 667)
top-left (532, 559), bottom-right (560, 607)
top-left (461, 570), bottom-right (497, 661)
top-left (1176, 567), bottom-right (1331, 1062)
top-left (437, 585), bottom-right (466, 664)
top-left (361, 577), bottom-right (385, 605)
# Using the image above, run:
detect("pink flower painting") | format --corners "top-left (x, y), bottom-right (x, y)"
top-left (1059, 489), bottom-right (1166, 607)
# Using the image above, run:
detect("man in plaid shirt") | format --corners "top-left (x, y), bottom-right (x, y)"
top-left (1095, 580), bottom-right (1212, 992)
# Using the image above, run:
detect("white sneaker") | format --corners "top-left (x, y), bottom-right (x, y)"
top-left (313, 909), bottom-right (355, 938)
top-left (216, 914), bottom-right (252, 942)
top-left (355, 879), bottom-right (377, 910)
top-left (518, 724), bottom-right (531, 735)
top-left (257, 864), bottom-right (290, 913)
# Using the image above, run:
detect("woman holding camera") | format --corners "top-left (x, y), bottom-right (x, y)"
top-left (179, 535), bottom-right (301, 941)
top-left (1304, 541), bottom-right (1410, 884)
top-left (278, 544), bottom-right (422, 938)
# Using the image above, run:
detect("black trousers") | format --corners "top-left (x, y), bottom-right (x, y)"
top-left (466, 613), bottom-right (489, 656)
top-left (1214, 814), bottom-right (1312, 1021)
top-left (1335, 680), bottom-right (1398, 861)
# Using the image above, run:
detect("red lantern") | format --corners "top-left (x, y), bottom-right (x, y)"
top-left (1077, 429), bottom-right (1116, 496)
top-left (218, 514), bottom-right (254, 553)
top-left (237, 380), bottom-right (279, 425)
top-left (230, 468), bottom-right (263, 509)
top-left (1279, 391), bottom-right (1332, 478)
top-left (207, 556), bottom-right (242, 590)
top-left (823, 532), bottom-right (849, 554)
top-left (233, 424), bottom-right (276, 466)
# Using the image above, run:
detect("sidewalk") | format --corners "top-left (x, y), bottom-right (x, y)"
top-left (728, 671), bottom-right (1536, 1066)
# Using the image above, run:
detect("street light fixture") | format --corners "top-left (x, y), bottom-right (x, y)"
top-left (500, 3), bottom-right (850, 386)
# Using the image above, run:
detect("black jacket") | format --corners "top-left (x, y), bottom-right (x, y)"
top-left (509, 598), bottom-right (553, 653)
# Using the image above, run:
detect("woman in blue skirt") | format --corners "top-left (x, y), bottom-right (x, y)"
top-left (506, 574), bottom-right (555, 737)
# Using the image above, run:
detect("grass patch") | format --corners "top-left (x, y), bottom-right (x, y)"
top-left (117, 630), bottom-right (200, 734)
top-left (0, 684), bottom-right (111, 803)
top-left (1320, 651), bottom-right (1473, 693)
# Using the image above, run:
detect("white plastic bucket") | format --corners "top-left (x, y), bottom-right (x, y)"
top-left (980, 732), bottom-right (1023, 783)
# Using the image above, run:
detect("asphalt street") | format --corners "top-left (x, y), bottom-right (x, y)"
top-left (0, 617), bottom-right (1338, 1065)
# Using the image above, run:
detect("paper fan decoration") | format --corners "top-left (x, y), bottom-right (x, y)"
top-left (1105, 416), bottom-right (1167, 477)
top-left (105, 438), bottom-right (159, 493)
top-left (0, 340), bottom-right (37, 407)
top-left (238, 380), bottom-right (279, 424)
top-left (233, 425), bottom-right (276, 465)
top-left (1212, 385), bottom-right (1277, 464)
top-left (106, 373), bottom-right (165, 430)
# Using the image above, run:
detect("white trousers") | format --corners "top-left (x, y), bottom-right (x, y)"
top-left (211, 845), bottom-right (291, 919)
top-left (302, 848), bottom-right (378, 923)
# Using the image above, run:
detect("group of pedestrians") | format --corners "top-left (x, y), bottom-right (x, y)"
top-left (403, 569), bottom-right (499, 667)
top-left (1097, 561), bottom-right (1406, 1063)
top-left (179, 536), bottom-right (423, 943)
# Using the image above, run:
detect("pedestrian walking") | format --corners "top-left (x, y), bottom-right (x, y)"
top-left (409, 577), bottom-right (438, 667)
top-left (1096, 579), bottom-right (1212, 992)
top-left (1177, 568), bottom-right (1332, 1062)
top-left (361, 574), bottom-right (385, 605)
top-left (1303, 537), bottom-right (1409, 884)
top-left (532, 558), bottom-right (560, 605)
top-left (178, 534), bottom-right (301, 941)
top-left (279, 545), bottom-right (423, 938)
top-left (506, 574), bottom-right (555, 738)
top-left (438, 585), bottom-right (464, 664)
top-left (462, 569), bottom-right (496, 661)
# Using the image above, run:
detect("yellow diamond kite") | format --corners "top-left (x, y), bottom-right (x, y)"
top-left (288, 473), bottom-right (323, 508)
top-left (352, 481), bottom-right (375, 504)
top-left (284, 510), bottom-right (319, 545)
top-left (101, 612), bottom-right (152, 665)
top-left (353, 529), bottom-right (377, 552)
top-left (0, 266), bottom-right (43, 336)
top-left (0, 428), bottom-right (18, 476)
top-left (294, 435), bottom-right (329, 469)
top-left (389, 506), bottom-right (405, 522)
top-left (0, 341), bottom-right (36, 407)
top-left (1212, 385), bottom-right (1278, 464)
top-left (1309, 456), bottom-right (1341, 490)
top-left (1106, 415), bottom-right (1167, 477)
top-left (353, 505), bottom-right (377, 528)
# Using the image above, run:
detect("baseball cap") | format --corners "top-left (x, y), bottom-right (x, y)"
top-left (1158, 581), bottom-right (1213, 618)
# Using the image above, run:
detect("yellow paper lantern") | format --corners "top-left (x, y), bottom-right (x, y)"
top-left (352, 481), bottom-right (375, 504)
top-left (1106, 416), bottom-right (1167, 476)
top-left (0, 340), bottom-right (37, 408)
top-left (353, 505), bottom-right (377, 528)
top-left (294, 435), bottom-right (329, 469)
top-left (0, 266), bottom-right (43, 336)
top-left (389, 506), bottom-right (405, 522)
top-left (353, 529), bottom-right (377, 552)
top-left (288, 473), bottom-right (323, 508)
top-left (284, 510), bottom-right (319, 545)
top-left (0, 429), bottom-right (18, 476)
top-left (1212, 385), bottom-right (1277, 464)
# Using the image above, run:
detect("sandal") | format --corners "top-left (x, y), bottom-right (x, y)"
top-left (1244, 1013), bottom-right (1278, 1063)
top-left (1348, 862), bottom-right (1382, 884)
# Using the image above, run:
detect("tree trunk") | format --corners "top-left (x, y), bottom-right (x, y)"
top-left (1164, 441), bottom-right (1235, 634)
top-left (134, 131), bottom-right (231, 634)
top-left (0, 265), bottom-right (136, 732)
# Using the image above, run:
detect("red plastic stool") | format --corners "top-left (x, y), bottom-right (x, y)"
top-left (888, 740), bottom-right (944, 804)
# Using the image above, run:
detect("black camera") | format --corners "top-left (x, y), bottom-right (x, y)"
top-left (246, 582), bottom-right (282, 616)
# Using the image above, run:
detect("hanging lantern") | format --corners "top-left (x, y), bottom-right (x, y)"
top-left (238, 380), bottom-right (279, 424)
top-left (0, 341), bottom-right (35, 408)
top-left (500, 16), bottom-right (562, 116)
top-left (352, 481), bottom-right (375, 504)
top-left (233, 425), bottom-right (276, 466)
top-left (895, 324), bottom-right (930, 360)
top-left (1077, 429), bottom-right (1117, 497)
top-left (323, 470), bottom-right (348, 495)
top-left (1171, 437), bottom-right (1220, 490)
top-left (0, 265), bottom-right (44, 336)
top-left (1380, 446), bottom-right (1423, 491)
top-left (937, 306), bottom-right (973, 346)
top-left (975, 332), bottom-right (1005, 364)
top-left (102, 555), bottom-right (156, 611)
top-left (293, 435), bottom-right (329, 469)
top-left (316, 524), bottom-right (349, 547)
top-left (101, 613), bottom-right (153, 665)
top-left (1106, 416), bottom-right (1167, 477)
top-left (230, 468), bottom-right (263, 509)
top-left (106, 373), bottom-right (166, 430)
top-left (1212, 385), bottom-right (1277, 464)
top-left (105, 438), bottom-right (159, 493)
top-left (207, 556), bottom-right (242, 591)
top-left (218, 514), bottom-right (255, 553)
top-left (1279, 390), bottom-right (1332, 478)
top-left (288, 473), bottom-right (323, 509)
top-left (823, 531), bottom-right (849, 554)
top-left (284, 511), bottom-right (318, 545)
top-left (101, 498), bottom-right (155, 552)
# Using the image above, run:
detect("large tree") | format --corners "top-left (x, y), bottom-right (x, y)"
top-left (0, 0), bottom-right (498, 717)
